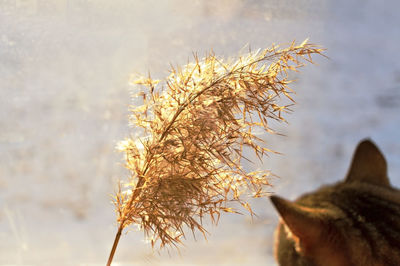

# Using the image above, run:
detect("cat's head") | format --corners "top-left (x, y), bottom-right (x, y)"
top-left (270, 139), bottom-right (390, 266)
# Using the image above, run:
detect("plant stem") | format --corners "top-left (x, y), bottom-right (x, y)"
top-left (107, 223), bottom-right (124, 266)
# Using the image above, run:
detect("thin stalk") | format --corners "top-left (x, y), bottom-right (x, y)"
top-left (107, 223), bottom-right (124, 266)
top-left (106, 176), bottom-right (145, 265)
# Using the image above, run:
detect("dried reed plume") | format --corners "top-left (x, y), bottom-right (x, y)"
top-left (107, 40), bottom-right (324, 265)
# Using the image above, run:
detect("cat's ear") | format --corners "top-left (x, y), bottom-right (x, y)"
top-left (270, 196), bottom-right (325, 253)
top-left (345, 139), bottom-right (390, 186)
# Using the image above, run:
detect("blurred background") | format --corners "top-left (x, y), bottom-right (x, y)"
top-left (1, 0), bottom-right (400, 265)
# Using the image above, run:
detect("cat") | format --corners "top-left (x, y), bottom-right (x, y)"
top-left (270, 139), bottom-right (400, 266)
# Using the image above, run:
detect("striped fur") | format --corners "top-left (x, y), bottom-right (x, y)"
top-left (270, 139), bottom-right (400, 266)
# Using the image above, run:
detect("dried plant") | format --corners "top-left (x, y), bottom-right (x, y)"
top-left (107, 40), bottom-right (324, 265)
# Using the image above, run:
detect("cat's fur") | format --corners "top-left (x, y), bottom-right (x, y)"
top-left (270, 139), bottom-right (400, 266)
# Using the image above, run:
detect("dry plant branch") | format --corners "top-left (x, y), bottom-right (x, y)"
top-left (107, 39), bottom-right (325, 265)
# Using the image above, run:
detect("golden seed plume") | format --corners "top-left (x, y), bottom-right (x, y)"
top-left (114, 40), bottom-right (325, 249)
